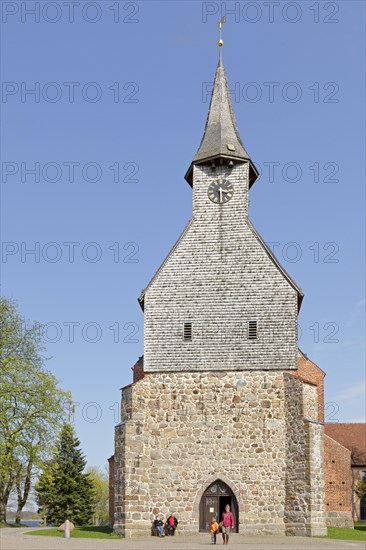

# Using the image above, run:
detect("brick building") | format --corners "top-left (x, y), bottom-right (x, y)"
top-left (324, 423), bottom-right (366, 525)
top-left (109, 47), bottom-right (362, 537)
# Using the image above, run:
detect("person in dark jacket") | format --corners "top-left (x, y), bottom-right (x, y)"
top-left (153, 516), bottom-right (164, 537)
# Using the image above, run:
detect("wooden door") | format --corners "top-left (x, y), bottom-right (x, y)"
top-left (200, 494), bottom-right (218, 532)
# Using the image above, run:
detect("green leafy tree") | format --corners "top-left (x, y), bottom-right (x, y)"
top-left (356, 479), bottom-right (366, 500)
top-left (0, 297), bottom-right (72, 524)
top-left (87, 466), bottom-right (109, 525)
top-left (36, 424), bottom-right (95, 525)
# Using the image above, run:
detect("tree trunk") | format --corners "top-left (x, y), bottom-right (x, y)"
top-left (15, 507), bottom-right (21, 525)
top-left (0, 474), bottom-right (14, 523)
top-left (0, 498), bottom-right (7, 524)
top-left (15, 458), bottom-right (33, 524)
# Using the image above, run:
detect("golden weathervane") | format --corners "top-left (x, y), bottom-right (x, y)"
top-left (218, 16), bottom-right (225, 47)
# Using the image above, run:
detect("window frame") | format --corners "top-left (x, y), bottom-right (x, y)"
top-left (183, 320), bottom-right (192, 342)
top-left (248, 320), bottom-right (258, 340)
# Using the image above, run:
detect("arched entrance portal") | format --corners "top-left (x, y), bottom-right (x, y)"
top-left (199, 480), bottom-right (239, 533)
top-left (361, 497), bottom-right (366, 521)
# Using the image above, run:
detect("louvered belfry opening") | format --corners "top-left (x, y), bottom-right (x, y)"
top-left (183, 321), bottom-right (192, 341)
top-left (248, 320), bottom-right (257, 340)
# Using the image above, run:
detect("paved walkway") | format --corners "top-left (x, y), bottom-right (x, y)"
top-left (1, 528), bottom-right (365, 550)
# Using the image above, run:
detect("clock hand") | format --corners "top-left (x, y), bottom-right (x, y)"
top-left (218, 187), bottom-right (223, 203)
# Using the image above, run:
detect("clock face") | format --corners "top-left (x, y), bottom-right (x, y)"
top-left (207, 179), bottom-right (233, 204)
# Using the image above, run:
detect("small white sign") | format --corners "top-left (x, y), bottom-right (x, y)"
top-left (209, 507), bottom-right (214, 513)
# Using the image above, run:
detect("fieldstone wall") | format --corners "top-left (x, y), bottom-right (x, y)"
top-left (324, 511), bottom-right (354, 527)
top-left (305, 421), bottom-right (327, 535)
top-left (283, 374), bottom-right (326, 536)
top-left (113, 423), bottom-right (126, 534)
top-left (143, 163), bottom-right (298, 373)
top-left (108, 455), bottom-right (115, 527)
top-left (292, 353), bottom-right (325, 422)
top-left (302, 382), bottom-right (318, 421)
top-left (114, 370), bottom-right (326, 538)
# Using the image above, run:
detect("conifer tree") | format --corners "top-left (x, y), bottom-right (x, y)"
top-left (35, 424), bottom-right (94, 525)
top-left (34, 460), bottom-right (56, 526)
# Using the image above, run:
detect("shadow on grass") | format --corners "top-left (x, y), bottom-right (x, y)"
top-left (27, 526), bottom-right (123, 539)
top-left (355, 523), bottom-right (366, 532)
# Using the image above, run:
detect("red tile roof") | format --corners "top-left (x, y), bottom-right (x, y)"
top-left (324, 423), bottom-right (366, 466)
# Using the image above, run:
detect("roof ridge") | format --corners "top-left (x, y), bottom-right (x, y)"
top-left (286, 372), bottom-right (318, 387)
top-left (138, 218), bottom-right (194, 308)
top-left (298, 348), bottom-right (326, 375)
top-left (325, 422), bottom-right (366, 425)
top-left (246, 218), bottom-right (304, 310)
top-left (324, 433), bottom-right (352, 453)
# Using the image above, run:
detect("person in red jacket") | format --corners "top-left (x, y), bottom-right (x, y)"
top-left (165, 513), bottom-right (178, 536)
top-left (221, 504), bottom-right (234, 545)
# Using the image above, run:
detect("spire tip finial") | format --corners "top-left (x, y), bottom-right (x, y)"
top-left (217, 16), bottom-right (225, 48)
top-left (217, 16), bottom-right (225, 65)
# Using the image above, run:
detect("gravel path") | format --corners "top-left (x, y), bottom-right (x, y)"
top-left (1, 528), bottom-right (365, 550)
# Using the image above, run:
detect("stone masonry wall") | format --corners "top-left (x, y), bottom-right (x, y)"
top-left (113, 423), bottom-right (126, 533)
top-left (283, 374), bottom-right (326, 536)
top-left (291, 353), bottom-right (325, 422)
top-left (114, 370), bottom-right (326, 538)
top-left (132, 356), bottom-right (144, 383)
top-left (143, 163), bottom-right (298, 373)
top-left (108, 455), bottom-right (115, 527)
top-left (305, 421), bottom-right (327, 535)
top-left (302, 382), bottom-right (318, 421)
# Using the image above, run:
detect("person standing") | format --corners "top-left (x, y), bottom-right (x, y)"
top-left (221, 504), bottom-right (234, 545)
top-left (209, 517), bottom-right (219, 544)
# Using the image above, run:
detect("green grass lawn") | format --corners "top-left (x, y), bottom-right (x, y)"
top-left (24, 522), bottom-right (366, 541)
top-left (321, 523), bottom-right (366, 541)
top-left (27, 526), bottom-right (123, 539)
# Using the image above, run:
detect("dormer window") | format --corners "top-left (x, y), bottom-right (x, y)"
top-left (183, 321), bottom-right (192, 342)
top-left (248, 320), bottom-right (257, 340)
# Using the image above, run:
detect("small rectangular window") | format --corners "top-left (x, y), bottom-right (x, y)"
top-left (248, 320), bottom-right (257, 340)
top-left (183, 321), bottom-right (192, 341)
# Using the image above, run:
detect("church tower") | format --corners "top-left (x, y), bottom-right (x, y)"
top-left (113, 38), bottom-right (327, 538)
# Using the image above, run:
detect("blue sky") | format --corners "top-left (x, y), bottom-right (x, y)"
top-left (1, 0), bottom-right (365, 468)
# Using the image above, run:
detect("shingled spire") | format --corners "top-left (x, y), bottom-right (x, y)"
top-left (185, 55), bottom-right (258, 187)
